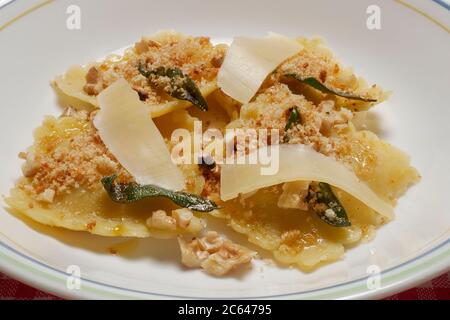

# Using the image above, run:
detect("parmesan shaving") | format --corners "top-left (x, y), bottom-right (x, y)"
top-left (94, 78), bottom-right (184, 190)
top-left (217, 32), bottom-right (302, 104)
top-left (220, 144), bottom-right (394, 219)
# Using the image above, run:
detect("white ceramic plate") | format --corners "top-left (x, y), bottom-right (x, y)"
top-left (0, 0), bottom-right (449, 300)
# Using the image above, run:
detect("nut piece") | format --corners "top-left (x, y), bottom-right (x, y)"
top-left (172, 208), bottom-right (193, 228)
top-left (178, 231), bottom-right (256, 276)
top-left (36, 188), bottom-right (55, 203)
top-left (134, 39), bottom-right (149, 54)
top-left (85, 66), bottom-right (99, 84)
top-left (172, 208), bottom-right (204, 234)
top-left (21, 152), bottom-right (39, 177)
top-left (277, 181), bottom-right (310, 211)
top-left (146, 210), bottom-right (176, 231)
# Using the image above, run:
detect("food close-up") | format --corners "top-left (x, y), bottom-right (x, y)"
top-left (1, 0), bottom-right (448, 302)
top-left (6, 30), bottom-right (420, 276)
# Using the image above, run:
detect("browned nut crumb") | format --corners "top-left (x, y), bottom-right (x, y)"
top-left (178, 231), bottom-right (256, 276)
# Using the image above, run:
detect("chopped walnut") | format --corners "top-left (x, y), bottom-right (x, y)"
top-left (83, 67), bottom-right (103, 95)
top-left (211, 53), bottom-right (225, 68)
top-left (36, 188), bottom-right (55, 203)
top-left (277, 181), bottom-right (310, 210)
top-left (317, 100), bottom-right (352, 135)
top-left (198, 231), bottom-right (224, 252)
top-left (21, 151), bottom-right (39, 177)
top-left (135, 38), bottom-right (162, 54)
top-left (178, 231), bottom-right (256, 276)
top-left (172, 208), bottom-right (193, 228)
top-left (85, 67), bottom-right (99, 84)
top-left (134, 39), bottom-right (150, 54)
top-left (146, 210), bottom-right (177, 231)
top-left (172, 208), bottom-right (205, 234)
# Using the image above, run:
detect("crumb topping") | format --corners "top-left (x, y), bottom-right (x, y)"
top-left (18, 109), bottom-right (131, 202)
top-left (229, 83), bottom-right (353, 157)
top-left (83, 35), bottom-right (226, 105)
top-left (271, 38), bottom-right (386, 106)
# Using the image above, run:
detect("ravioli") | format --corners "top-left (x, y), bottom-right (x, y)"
top-left (213, 82), bottom-right (418, 268)
top-left (6, 109), bottom-right (205, 238)
top-left (275, 37), bottom-right (388, 111)
top-left (7, 31), bottom-right (420, 275)
top-left (54, 30), bottom-right (226, 117)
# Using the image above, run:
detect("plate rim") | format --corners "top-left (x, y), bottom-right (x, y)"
top-left (0, 235), bottom-right (448, 299)
top-left (0, 0), bottom-right (449, 299)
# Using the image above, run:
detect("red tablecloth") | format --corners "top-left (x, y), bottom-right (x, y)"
top-left (1, 271), bottom-right (449, 300)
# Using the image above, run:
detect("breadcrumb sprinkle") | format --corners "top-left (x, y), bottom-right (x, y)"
top-left (229, 83), bottom-right (353, 157)
top-left (83, 35), bottom-right (226, 105)
top-left (18, 109), bottom-right (131, 202)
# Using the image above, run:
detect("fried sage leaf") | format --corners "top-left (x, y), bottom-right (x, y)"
top-left (138, 65), bottom-right (208, 111)
top-left (285, 73), bottom-right (377, 102)
top-left (285, 107), bottom-right (301, 131)
top-left (283, 107), bottom-right (301, 143)
top-left (102, 175), bottom-right (219, 212)
top-left (313, 182), bottom-right (351, 227)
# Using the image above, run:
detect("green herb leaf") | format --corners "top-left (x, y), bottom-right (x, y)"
top-left (283, 107), bottom-right (302, 143)
top-left (314, 182), bottom-right (351, 227)
top-left (285, 73), bottom-right (377, 102)
top-left (284, 107), bottom-right (301, 131)
top-left (138, 65), bottom-right (208, 111)
top-left (101, 175), bottom-right (219, 212)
